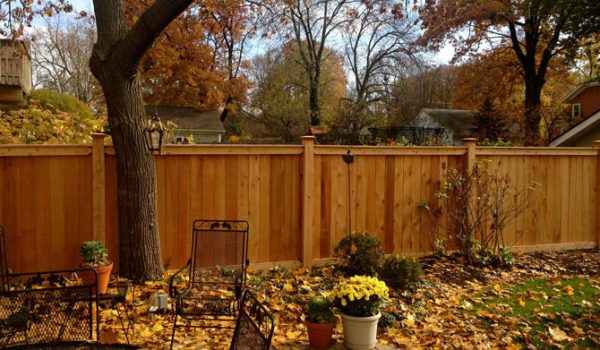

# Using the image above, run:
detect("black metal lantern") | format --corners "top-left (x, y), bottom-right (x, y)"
top-left (145, 115), bottom-right (165, 154)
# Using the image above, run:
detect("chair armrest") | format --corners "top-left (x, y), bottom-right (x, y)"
top-left (168, 260), bottom-right (191, 298)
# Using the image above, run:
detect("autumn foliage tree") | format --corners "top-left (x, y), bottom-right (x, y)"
top-left (244, 42), bottom-right (346, 142)
top-left (126, 0), bottom-right (253, 119)
top-left (452, 47), bottom-right (523, 135)
top-left (419, 0), bottom-right (600, 145)
top-left (452, 46), bottom-right (576, 144)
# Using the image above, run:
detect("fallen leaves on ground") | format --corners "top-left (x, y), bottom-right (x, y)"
top-left (99, 249), bottom-right (600, 349)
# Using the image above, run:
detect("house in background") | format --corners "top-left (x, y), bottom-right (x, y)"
top-left (408, 108), bottom-right (478, 144)
top-left (0, 39), bottom-right (32, 106)
top-left (145, 106), bottom-right (225, 144)
top-left (550, 78), bottom-right (600, 147)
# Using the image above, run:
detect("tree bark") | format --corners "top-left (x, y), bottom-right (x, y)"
top-left (523, 74), bottom-right (543, 146)
top-left (309, 73), bottom-right (321, 126)
top-left (90, 0), bottom-right (193, 281)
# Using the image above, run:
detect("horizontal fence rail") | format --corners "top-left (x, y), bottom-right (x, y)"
top-left (0, 136), bottom-right (598, 272)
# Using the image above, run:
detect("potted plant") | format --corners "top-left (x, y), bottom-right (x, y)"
top-left (79, 240), bottom-right (112, 294)
top-left (332, 275), bottom-right (389, 350)
top-left (304, 296), bottom-right (336, 350)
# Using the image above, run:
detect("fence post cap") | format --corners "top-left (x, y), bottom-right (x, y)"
top-left (594, 140), bottom-right (600, 149)
top-left (300, 135), bottom-right (316, 142)
top-left (91, 133), bottom-right (107, 139)
top-left (462, 138), bottom-right (478, 143)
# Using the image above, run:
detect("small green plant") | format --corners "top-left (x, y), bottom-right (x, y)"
top-left (433, 238), bottom-right (447, 257)
top-left (498, 246), bottom-right (514, 266)
top-left (378, 254), bottom-right (422, 291)
top-left (479, 245), bottom-right (514, 267)
top-left (305, 297), bottom-right (335, 324)
top-left (79, 241), bottom-right (110, 268)
top-left (333, 232), bottom-right (383, 277)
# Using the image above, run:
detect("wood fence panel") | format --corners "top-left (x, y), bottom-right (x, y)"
top-left (1, 145), bottom-right (598, 273)
top-left (312, 151), bottom-right (464, 258)
top-left (478, 154), bottom-right (598, 247)
top-left (0, 155), bottom-right (93, 272)
top-left (154, 154), bottom-right (302, 268)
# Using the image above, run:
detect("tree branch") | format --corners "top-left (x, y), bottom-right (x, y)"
top-left (109, 0), bottom-right (194, 75)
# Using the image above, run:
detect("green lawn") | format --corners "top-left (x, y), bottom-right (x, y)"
top-left (468, 277), bottom-right (599, 349)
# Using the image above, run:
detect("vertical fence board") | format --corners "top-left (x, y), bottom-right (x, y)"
top-left (392, 156), bottom-right (404, 252)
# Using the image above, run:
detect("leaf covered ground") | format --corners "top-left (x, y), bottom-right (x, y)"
top-left (99, 249), bottom-right (599, 349)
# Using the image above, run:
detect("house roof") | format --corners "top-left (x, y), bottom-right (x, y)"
top-left (0, 39), bottom-right (30, 58)
top-left (418, 108), bottom-right (478, 137)
top-left (145, 106), bottom-right (225, 133)
top-left (561, 78), bottom-right (600, 103)
top-left (549, 109), bottom-right (600, 146)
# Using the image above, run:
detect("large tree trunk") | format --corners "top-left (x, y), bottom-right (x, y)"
top-left (94, 64), bottom-right (163, 281)
top-left (91, 0), bottom-right (193, 281)
top-left (523, 73), bottom-right (543, 146)
top-left (309, 73), bottom-right (321, 126)
top-left (308, 66), bottom-right (321, 126)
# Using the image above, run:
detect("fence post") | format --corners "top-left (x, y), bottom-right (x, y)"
top-left (594, 140), bottom-right (600, 248)
top-left (91, 133), bottom-right (106, 243)
top-left (301, 136), bottom-right (316, 268)
top-left (463, 138), bottom-right (478, 170)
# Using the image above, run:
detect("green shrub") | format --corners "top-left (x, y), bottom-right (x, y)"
top-left (304, 297), bottom-right (335, 324)
top-left (378, 254), bottom-right (422, 290)
top-left (333, 232), bottom-right (383, 277)
top-left (29, 89), bottom-right (94, 120)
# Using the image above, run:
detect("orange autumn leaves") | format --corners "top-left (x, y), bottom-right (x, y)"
top-left (98, 251), bottom-right (599, 349)
top-left (126, 0), bottom-right (253, 115)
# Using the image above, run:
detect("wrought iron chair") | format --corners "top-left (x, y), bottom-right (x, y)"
top-left (0, 268), bottom-right (99, 348)
top-left (169, 220), bottom-right (249, 349)
top-left (229, 290), bottom-right (275, 350)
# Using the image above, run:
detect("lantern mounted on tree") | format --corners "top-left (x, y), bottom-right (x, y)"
top-left (144, 115), bottom-right (165, 155)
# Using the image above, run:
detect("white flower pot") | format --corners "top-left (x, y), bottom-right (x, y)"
top-left (341, 312), bottom-right (381, 350)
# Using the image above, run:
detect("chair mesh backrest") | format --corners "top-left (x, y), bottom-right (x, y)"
top-left (189, 220), bottom-right (249, 292)
top-left (230, 291), bottom-right (275, 350)
top-left (0, 269), bottom-right (98, 348)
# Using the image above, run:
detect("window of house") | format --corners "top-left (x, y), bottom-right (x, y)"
top-left (572, 103), bottom-right (581, 119)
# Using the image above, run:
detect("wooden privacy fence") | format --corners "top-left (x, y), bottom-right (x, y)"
top-left (1, 135), bottom-right (599, 273)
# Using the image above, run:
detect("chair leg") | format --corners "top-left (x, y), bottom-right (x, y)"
top-left (169, 313), bottom-right (178, 350)
top-left (124, 304), bottom-right (135, 336)
top-left (114, 302), bottom-right (129, 344)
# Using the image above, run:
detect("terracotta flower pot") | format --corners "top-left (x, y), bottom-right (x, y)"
top-left (341, 312), bottom-right (381, 350)
top-left (305, 320), bottom-right (335, 350)
top-left (80, 261), bottom-right (113, 294)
